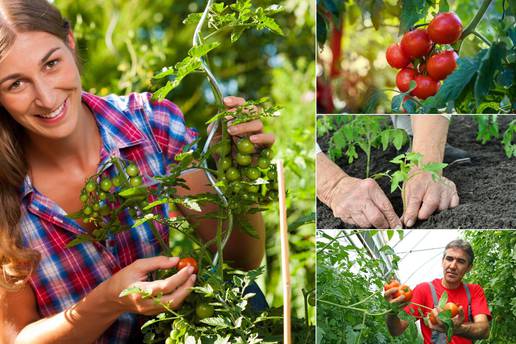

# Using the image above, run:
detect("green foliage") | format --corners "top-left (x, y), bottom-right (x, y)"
top-left (318, 115), bottom-right (408, 178)
top-left (472, 115), bottom-right (516, 158)
top-left (316, 230), bottom-right (422, 344)
top-left (373, 152), bottom-right (447, 210)
top-left (463, 230), bottom-right (516, 344)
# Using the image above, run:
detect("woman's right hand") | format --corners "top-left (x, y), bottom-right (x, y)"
top-left (104, 256), bottom-right (197, 316)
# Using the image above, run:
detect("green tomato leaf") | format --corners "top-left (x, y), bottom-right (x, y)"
top-left (399, 0), bottom-right (428, 34)
top-left (474, 42), bottom-right (506, 105)
top-left (390, 171), bottom-right (405, 193)
top-left (421, 162), bottom-right (447, 174)
top-left (66, 234), bottom-right (93, 248)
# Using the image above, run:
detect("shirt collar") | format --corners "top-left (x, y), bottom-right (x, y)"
top-left (81, 91), bottom-right (146, 152)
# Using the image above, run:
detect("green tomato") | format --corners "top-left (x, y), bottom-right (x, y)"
top-left (257, 157), bottom-right (270, 169)
top-left (246, 185), bottom-right (259, 193)
top-left (231, 181), bottom-right (243, 193)
top-left (165, 337), bottom-right (174, 344)
top-left (92, 203), bottom-right (101, 211)
top-left (215, 141), bottom-right (231, 156)
top-left (126, 164), bottom-right (140, 177)
top-left (100, 178), bottom-right (112, 192)
top-left (83, 206), bottom-right (93, 216)
top-left (112, 175), bottom-right (123, 187)
top-left (99, 192), bottom-right (107, 201)
top-left (246, 167), bottom-right (260, 180)
top-left (236, 137), bottom-right (255, 154)
top-left (260, 148), bottom-right (273, 160)
top-left (235, 153), bottom-right (252, 166)
top-left (218, 157), bottom-right (232, 171)
top-left (130, 176), bottom-right (143, 187)
top-left (85, 181), bottom-right (96, 193)
top-left (226, 167), bottom-right (240, 182)
top-left (196, 303), bottom-right (214, 319)
top-left (79, 194), bottom-right (88, 203)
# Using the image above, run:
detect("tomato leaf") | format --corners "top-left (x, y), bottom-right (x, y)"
top-left (474, 42), bottom-right (506, 105)
top-left (399, 0), bottom-right (428, 35)
top-left (66, 234), bottom-right (93, 248)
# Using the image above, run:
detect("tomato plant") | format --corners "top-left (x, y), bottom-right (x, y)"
top-left (65, 1), bottom-right (314, 342)
top-left (317, 115), bottom-right (408, 178)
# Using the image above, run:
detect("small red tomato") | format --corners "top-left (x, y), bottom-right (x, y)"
top-left (411, 75), bottom-right (440, 99)
top-left (396, 68), bottom-right (417, 92)
top-left (386, 43), bottom-right (411, 69)
top-left (427, 50), bottom-right (458, 81)
top-left (177, 257), bottom-right (198, 274)
top-left (400, 29), bottom-right (433, 58)
top-left (428, 12), bottom-right (463, 44)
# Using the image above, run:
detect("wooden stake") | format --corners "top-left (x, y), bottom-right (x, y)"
top-left (277, 160), bottom-right (291, 344)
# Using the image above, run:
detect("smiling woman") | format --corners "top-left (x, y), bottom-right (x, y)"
top-left (0, 0), bottom-right (273, 343)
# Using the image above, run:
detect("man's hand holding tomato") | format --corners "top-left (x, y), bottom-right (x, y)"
top-left (383, 280), bottom-right (412, 306)
top-left (428, 303), bottom-right (465, 333)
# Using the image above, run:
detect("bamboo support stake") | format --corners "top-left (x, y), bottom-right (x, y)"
top-left (277, 160), bottom-right (291, 344)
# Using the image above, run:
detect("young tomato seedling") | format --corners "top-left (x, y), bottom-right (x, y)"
top-left (373, 152), bottom-right (448, 215)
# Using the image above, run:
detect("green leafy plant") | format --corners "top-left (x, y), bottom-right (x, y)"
top-left (472, 115), bottom-right (516, 158)
top-left (320, 115), bottom-right (408, 178)
top-left (373, 152), bottom-right (447, 213)
top-left (66, 1), bottom-right (315, 343)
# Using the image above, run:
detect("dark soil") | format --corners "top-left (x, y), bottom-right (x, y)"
top-left (317, 115), bottom-right (516, 229)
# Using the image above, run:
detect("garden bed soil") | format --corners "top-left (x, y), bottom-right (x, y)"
top-left (317, 115), bottom-right (516, 229)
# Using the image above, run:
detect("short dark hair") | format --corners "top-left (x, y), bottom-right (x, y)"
top-left (443, 239), bottom-right (474, 265)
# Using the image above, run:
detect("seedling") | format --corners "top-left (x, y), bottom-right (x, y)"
top-left (324, 115), bottom-right (408, 178)
top-left (373, 152), bottom-right (448, 213)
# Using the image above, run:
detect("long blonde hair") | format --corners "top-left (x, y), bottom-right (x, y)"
top-left (0, 0), bottom-right (71, 290)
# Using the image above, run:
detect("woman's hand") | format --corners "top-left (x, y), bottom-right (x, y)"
top-left (105, 256), bottom-right (196, 316)
top-left (223, 96), bottom-right (275, 148)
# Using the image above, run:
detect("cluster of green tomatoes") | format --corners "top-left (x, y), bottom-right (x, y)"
top-left (215, 136), bottom-right (278, 206)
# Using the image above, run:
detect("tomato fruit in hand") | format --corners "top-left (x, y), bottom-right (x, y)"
top-left (219, 157), bottom-right (232, 170)
top-left (384, 280), bottom-right (400, 291)
top-left (411, 75), bottom-right (440, 99)
top-left (396, 68), bottom-right (417, 92)
top-left (245, 167), bottom-right (260, 180)
top-left (196, 303), bottom-right (214, 319)
top-left (85, 181), bottom-right (96, 193)
top-left (129, 176), bottom-right (143, 187)
top-left (443, 302), bottom-right (459, 318)
top-left (177, 257), bottom-right (198, 274)
top-left (236, 137), bottom-right (255, 154)
top-left (394, 284), bottom-right (413, 301)
top-left (100, 178), bottom-right (112, 192)
top-left (428, 12), bottom-right (463, 44)
top-left (400, 29), bottom-right (432, 58)
top-left (427, 50), bottom-right (458, 81)
top-left (429, 310), bottom-right (438, 325)
top-left (386, 43), bottom-right (411, 69)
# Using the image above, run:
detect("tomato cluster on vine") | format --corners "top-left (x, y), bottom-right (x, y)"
top-left (215, 136), bottom-right (278, 207)
top-left (386, 12), bottom-right (463, 103)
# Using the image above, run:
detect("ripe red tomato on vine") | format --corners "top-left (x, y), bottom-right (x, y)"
top-left (427, 50), bottom-right (458, 81)
top-left (428, 12), bottom-right (463, 44)
top-left (394, 284), bottom-right (413, 302)
top-left (177, 257), bottom-right (199, 274)
top-left (384, 280), bottom-right (400, 291)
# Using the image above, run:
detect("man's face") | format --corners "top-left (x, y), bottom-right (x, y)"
top-left (442, 247), bottom-right (472, 285)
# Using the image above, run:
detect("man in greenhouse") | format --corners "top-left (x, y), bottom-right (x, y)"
top-left (384, 239), bottom-right (491, 343)
top-left (317, 115), bottom-right (459, 229)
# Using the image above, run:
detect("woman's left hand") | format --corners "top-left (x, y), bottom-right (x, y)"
top-left (223, 96), bottom-right (275, 148)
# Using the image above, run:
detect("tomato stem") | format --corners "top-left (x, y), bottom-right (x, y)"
top-left (408, 301), bottom-right (434, 311)
top-left (471, 30), bottom-right (492, 46)
top-left (459, 0), bottom-right (493, 46)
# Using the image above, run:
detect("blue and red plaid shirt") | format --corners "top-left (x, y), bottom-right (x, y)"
top-left (19, 92), bottom-right (198, 343)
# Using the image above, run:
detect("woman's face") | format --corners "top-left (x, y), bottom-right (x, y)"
top-left (0, 30), bottom-right (83, 141)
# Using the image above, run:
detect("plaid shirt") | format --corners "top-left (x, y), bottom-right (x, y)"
top-left (20, 92), bottom-right (198, 343)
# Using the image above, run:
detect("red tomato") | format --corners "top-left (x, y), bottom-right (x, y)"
top-left (400, 29), bottom-right (432, 58)
top-left (428, 12), bottom-right (463, 44)
top-left (443, 302), bottom-right (459, 318)
top-left (427, 50), bottom-right (458, 81)
top-left (411, 75), bottom-right (440, 99)
top-left (396, 68), bottom-right (417, 92)
top-left (394, 284), bottom-right (413, 302)
top-left (429, 309), bottom-right (438, 325)
top-left (384, 280), bottom-right (400, 291)
top-left (177, 257), bottom-right (199, 274)
top-left (386, 43), bottom-right (411, 69)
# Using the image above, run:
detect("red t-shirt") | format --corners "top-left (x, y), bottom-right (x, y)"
top-left (404, 278), bottom-right (491, 344)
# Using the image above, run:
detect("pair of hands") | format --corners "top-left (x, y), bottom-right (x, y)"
top-left (104, 97), bottom-right (275, 316)
top-left (329, 168), bottom-right (459, 229)
top-left (384, 285), bottom-right (465, 334)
